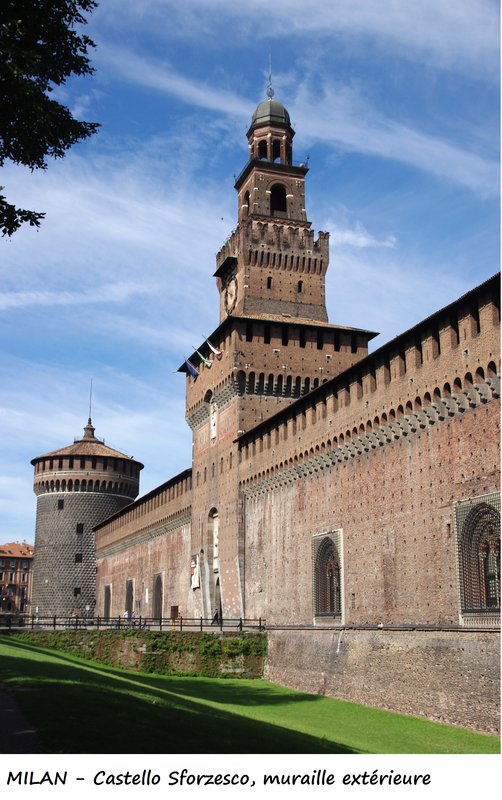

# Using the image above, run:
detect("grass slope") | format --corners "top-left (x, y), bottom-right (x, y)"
top-left (0, 638), bottom-right (499, 754)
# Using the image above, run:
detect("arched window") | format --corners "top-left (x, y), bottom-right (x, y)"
top-left (313, 534), bottom-right (342, 617)
top-left (243, 190), bottom-right (250, 216)
top-left (457, 500), bottom-right (500, 617)
top-left (258, 140), bottom-right (267, 160)
top-left (270, 184), bottom-right (287, 215)
top-left (272, 139), bottom-right (281, 162)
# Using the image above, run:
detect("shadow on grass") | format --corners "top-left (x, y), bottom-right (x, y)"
top-left (0, 639), bottom-right (362, 755)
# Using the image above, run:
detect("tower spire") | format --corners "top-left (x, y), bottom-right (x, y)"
top-left (267, 52), bottom-right (274, 100)
top-left (88, 378), bottom-right (93, 425)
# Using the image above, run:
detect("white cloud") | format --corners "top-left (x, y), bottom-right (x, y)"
top-left (89, 47), bottom-right (499, 196)
top-left (0, 282), bottom-right (156, 311)
top-left (326, 221), bottom-right (396, 249)
top-left (294, 81), bottom-right (498, 196)
top-left (96, 0), bottom-right (500, 76)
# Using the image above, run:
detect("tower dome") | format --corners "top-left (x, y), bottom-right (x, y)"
top-left (30, 420), bottom-right (144, 618)
top-left (250, 99), bottom-right (291, 129)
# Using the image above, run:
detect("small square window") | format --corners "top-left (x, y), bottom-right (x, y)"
top-left (76, 523), bottom-right (84, 534)
top-left (75, 554), bottom-right (82, 563)
top-left (74, 587), bottom-right (81, 597)
top-left (58, 499), bottom-right (64, 510)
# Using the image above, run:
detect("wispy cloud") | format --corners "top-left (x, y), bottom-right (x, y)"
top-left (96, 0), bottom-right (500, 76)
top-left (93, 48), bottom-right (498, 196)
top-left (326, 221), bottom-right (397, 249)
top-left (99, 46), bottom-right (253, 121)
top-left (294, 81), bottom-right (498, 196)
top-left (0, 283), bottom-right (156, 312)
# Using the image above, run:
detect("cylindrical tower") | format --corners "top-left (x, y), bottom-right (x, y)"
top-left (30, 419), bottom-right (144, 617)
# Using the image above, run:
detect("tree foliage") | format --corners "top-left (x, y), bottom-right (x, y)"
top-left (0, 1), bottom-right (100, 235)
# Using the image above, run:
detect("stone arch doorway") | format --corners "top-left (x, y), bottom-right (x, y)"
top-left (215, 577), bottom-right (222, 622)
top-left (200, 508), bottom-right (220, 619)
top-left (152, 573), bottom-right (163, 619)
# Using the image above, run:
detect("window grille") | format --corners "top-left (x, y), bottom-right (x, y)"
top-left (455, 492), bottom-right (500, 625)
top-left (312, 531), bottom-right (343, 619)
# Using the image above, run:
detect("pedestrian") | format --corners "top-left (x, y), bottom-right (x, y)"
top-left (123, 610), bottom-right (129, 624)
top-left (211, 608), bottom-right (219, 626)
top-left (131, 611), bottom-right (136, 627)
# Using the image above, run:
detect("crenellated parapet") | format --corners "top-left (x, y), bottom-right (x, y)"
top-left (238, 274), bottom-right (500, 490)
top-left (243, 377), bottom-right (500, 499)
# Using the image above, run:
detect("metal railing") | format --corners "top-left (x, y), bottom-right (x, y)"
top-left (0, 614), bottom-right (265, 632)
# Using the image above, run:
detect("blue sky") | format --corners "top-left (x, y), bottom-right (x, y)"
top-left (1, 0), bottom-right (499, 544)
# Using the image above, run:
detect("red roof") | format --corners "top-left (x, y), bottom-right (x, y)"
top-left (0, 542), bottom-right (34, 558)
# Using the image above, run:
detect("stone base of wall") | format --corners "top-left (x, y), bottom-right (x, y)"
top-left (265, 627), bottom-right (500, 735)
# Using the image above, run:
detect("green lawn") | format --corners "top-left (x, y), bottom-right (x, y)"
top-left (0, 637), bottom-right (498, 754)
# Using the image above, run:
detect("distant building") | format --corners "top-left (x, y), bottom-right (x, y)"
top-left (0, 541), bottom-right (34, 614)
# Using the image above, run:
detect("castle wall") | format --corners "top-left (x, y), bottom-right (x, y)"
top-left (265, 628), bottom-right (500, 734)
top-left (95, 515), bottom-right (193, 620)
top-left (94, 470), bottom-right (194, 619)
top-left (237, 279), bottom-right (499, 483)
top-left (243, 399), bottom-right (500, 626)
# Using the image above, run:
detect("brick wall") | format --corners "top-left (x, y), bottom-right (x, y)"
top-left (32, 492), bottom-right (132, 617)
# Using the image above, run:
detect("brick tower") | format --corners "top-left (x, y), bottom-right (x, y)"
top-left (182, 91), bottom-right (377, 619)
top-left (31, 419), bottom-right (143, 617)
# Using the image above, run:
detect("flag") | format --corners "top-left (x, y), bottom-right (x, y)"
top-left (183, 357), bottom-right (199, 382)
top-left (192, 347), bottom-right (213, 368)
top-left (203, 337), bottom-right (224, 360)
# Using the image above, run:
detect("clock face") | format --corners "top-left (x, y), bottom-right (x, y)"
top-left (224, 275), bottom-right (238, 314)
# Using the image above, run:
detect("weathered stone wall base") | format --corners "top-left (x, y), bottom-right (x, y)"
top-left (265, 628), bottom-right (500, 735)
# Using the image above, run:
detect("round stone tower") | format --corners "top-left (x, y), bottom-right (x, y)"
top-left (30, 419), bottom-right (143, 618)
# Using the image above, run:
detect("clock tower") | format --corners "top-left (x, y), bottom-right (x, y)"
top-left (215, 93), bottom-right (329, 324)
top-left (181, 90), bottom-right (376, 621)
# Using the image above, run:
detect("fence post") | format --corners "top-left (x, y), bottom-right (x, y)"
top-left (53, 615), bottom-right (56, 630)
top-left (180, 616), bottom-right (183, 632)
top-left (219, 615), bottom-right (222, 632)
top-left (159, 617), bottom-right (162, 632)
top-left (200, 616), bottom-right (203, 632)
top-left (259, 617), bottom-right (262, 631)
top-left (31, 614), bottom-right (34, 630)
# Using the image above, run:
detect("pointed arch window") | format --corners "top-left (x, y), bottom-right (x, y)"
top-left (313, 532), bottom-right (343, 618)
top-left (455, 495), bottom-right (500, 623)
